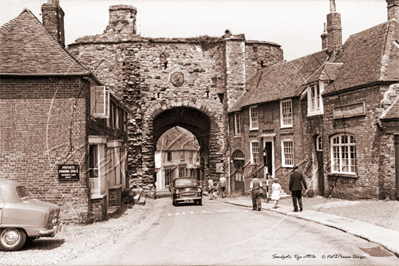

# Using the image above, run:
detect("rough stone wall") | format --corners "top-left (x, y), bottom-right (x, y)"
top-left (67, 5), bottom-right (283, 195)
top-left (379, 133), bottom-right (396, 199)
top-left (0, 77), bottom-right (90, 222)
top-left (323, 86), bottom-right (383, 199)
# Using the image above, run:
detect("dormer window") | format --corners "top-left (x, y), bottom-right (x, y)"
top-left (307, 82), bottom-right (324, 116)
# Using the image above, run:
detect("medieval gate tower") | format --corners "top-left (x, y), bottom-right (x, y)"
top-left (67, 5), bottom-right (283, 195)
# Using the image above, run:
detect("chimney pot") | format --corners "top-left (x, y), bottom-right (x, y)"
top-left (387, 0), bottom-right (399, 21)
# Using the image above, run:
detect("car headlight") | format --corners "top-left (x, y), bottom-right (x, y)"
top-left (197, 188), bottom-right (202, 193)
top-left (175, 189), bottom-right (179, 194)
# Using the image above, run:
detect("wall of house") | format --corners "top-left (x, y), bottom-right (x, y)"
top-left (0, 76), bottom-right (90, 222)
top-left (228, 98), bottom-right (304, 194)
top-left (322, 85), bottom-right (383, 199)
top-left (379, 128), bottom-right (398, 200)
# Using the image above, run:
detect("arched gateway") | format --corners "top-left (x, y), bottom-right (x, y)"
top-left (67, 4), bottom-right (283, 196)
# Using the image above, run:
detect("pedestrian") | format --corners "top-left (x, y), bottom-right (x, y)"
top-left (250, 174), bottom-right (262, 210)
top-left (289, 166), bottom-right (308, 212)
top-left (208, 178), bottom-right (214, 199)
top-left (219, 174), bottom-right (227, 198)
top-left (271, 178), bottom-right (281, 209)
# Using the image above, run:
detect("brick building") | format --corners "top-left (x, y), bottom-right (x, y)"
top-left (0, 2), bottom-right (129, 222)
top-left (67, 4), bottom-right (284, 195)
top-left (228, 0), bottom-right (399, 200)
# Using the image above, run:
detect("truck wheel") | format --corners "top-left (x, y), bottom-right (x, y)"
top-left (0, 228), bottom-right (27, 251)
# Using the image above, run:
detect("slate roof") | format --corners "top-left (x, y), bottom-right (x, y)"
top-left (324, 20), bottom-right (399, 95)
top-left (156, 127), bottom-right (200, 151)
top-left (0, 8), bottom-right (87, 75)
top-left (229, 50), bottom-right (329, 112)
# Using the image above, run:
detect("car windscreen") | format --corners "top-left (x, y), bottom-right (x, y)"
top-left (16, 186), bottom-right (30, 199)
top-left (174, 179), bottom-right (197, 188)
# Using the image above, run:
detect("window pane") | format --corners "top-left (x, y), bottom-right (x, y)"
top-left (350, 145), bottom-right (357, 172)
top-left (341, 135), bottom-right (348, 144)
top-left (252, 142), bottom-right (260, 164)
top-left (282, 101), bottom-right (292, 126)
top-left (283, 141), bottom-right (294, 166)
top-left (341, 146), bottom-right (349, 172)
top-left (250, 107), bottom-right (258, 129)
top-left (332, 146), bottom-right (340, 172)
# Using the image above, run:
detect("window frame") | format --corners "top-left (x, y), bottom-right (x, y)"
top-left (249, 106), bottom-right (259, 130)
top-left (234, 112), bottom-right (241, 135)
top-left (280, 99), bottom-right (293, 128)
top-left (281, 139), bottom-right (294, 167)
top-left (330, 134), bottom-right (357, 174)
top-left (316, 135), bottom-right (323, 151)
top-left (250, 140), bottom-right (260, 165)
top-left (307, 82), bottom-right (324, 116)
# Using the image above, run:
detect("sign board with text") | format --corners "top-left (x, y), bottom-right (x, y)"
top-left (58, 164), bottom-right (80, 181)
top-left (333, 102), bottom-right (365, 119)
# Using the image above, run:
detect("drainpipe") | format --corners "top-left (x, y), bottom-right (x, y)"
top-left (395, 134), bottom-right (399, 201)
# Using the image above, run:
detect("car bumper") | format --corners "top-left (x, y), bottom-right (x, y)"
top-left (175, 197), bottom-right (202, 202)
top-left (39, 223), bottom-right (62, 237)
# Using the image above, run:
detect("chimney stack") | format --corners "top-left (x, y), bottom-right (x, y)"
top-left (387, 0), bottom-right (399, 21)
top-left (41, 0), bottom-right (65, 47)
top-left (326, 0), bottom-right (342, 53)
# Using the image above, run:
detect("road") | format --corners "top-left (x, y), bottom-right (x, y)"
top-left (65, 197), bottom-right (398, 265)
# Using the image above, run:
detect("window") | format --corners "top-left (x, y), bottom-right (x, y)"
top-left (331, 134), bottom-right (356, 174)
top-left (280, 99), bottom-right (293, 128)
top-left (307, 83), bottom-right (324, 116)
top-left (249, 106), bottom-right (259, 130)
top-left (234, 112), bottom-right (241, 135)
top-left (180, 151), bottom-right (185, 160)
top-left (316, 135), bottom-right (323, 151)
top-left (282, 140), bottom-right (294, 167)
top-left (90, 86), bottom-right (109, 118)
top-left (250, 141), bottom-right (260, 164)
top-left (167, 151), bottom-right (172, 162)
top-left (165, 169), bottom-right (174, 186)
top-left (88, 145), bottom-right (99, 178)
top-left (179, 166), bottom-right (186, 178)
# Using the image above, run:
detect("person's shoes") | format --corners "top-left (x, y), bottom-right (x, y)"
top-left (253, 207), bottom-right (256, 210)
top-left (293, 209), bottom-right (298, 212)
top-left (300, 208), bottom-right (303, 212)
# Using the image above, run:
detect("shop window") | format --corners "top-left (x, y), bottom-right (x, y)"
top-left (282, 140), bottom-right (294, 167)
top-left (280, 99), bottom-right (293, 128)
top-left (331, 134), bottom-right (357, 174)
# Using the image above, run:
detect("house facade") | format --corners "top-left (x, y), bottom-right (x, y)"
top-left (228, 0), bottom-right (399, 200)
top-left (0, 3), bottom-right (129, 222)
top-left (155, 127), bottom-right (201, 189)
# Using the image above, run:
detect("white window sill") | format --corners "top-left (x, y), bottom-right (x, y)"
top-left (280, 125), bottom-right (293, 129)
top-left (307, 112), bottom-right (323, 117)
top-left (90, 193), bottom-right (107, 200)
top-left (109, 184), bottom-right (123, 189)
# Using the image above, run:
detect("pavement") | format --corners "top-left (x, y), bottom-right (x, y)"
top-left (216, 196), bottom-right (399, 258)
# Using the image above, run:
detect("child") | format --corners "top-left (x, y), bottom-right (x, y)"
top-left (271, 178), bottom-right (281, 208)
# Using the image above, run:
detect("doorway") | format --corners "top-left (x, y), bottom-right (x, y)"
top-left (316, 135), bottom-right (324, 196)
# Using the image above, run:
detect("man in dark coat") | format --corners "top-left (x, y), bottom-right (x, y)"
top-left (250, 174), bottom-right (263, 210)
top-left (289, 166), bottom-right (307, 212)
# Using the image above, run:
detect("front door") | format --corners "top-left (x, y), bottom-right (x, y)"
top-left (264, 141), bottom-right (273, 176)
top-left (232, 150), bottom-right (245, 195)
top-left (316, 136), bottom-right (324, 196)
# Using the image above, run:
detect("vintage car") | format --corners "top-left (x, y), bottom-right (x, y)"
top-left (0, 179), bottom-right (61, 251)
top-left (169, 178), bottom-right (202, 206)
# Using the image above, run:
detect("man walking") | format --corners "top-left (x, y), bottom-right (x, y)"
top-left (219, 175), bottom-right (227, 198)
top-left (250, 174), bottom-right (262, 210)
top-left (289, 166), bottom-right (307, 212)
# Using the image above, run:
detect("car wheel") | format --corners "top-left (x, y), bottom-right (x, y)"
top-left (0, 228), bottom-right (27, 251)
top-left (198, 199), bottom-right (202, 205)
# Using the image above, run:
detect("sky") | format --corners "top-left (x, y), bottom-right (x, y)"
top-left (0, 0), bottom-right (389, 61)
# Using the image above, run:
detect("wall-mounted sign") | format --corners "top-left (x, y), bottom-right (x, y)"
top-left (333, 102), bottom-right (365, 119)
top-left (58, 164), bottom-right (80, 181)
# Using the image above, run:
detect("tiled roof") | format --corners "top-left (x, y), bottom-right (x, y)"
top-left (324, 20), bottom-right (399, 95)
top-left (229, 50), bottom-right (329, 112)
top-left (0, 8), bottom-right (87, 74)
top-left (156, 127), bottom-right (200, 151)
top-left (306, 62), bottom-right (342, 84)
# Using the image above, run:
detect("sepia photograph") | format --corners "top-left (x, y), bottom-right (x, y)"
top-left (0, 0), bottom-right (399, 265)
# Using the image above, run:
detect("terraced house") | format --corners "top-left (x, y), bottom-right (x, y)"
top-left (228, 0), bottom-right (399, 200)
top-left (0, 2), bottom-right (129, 222)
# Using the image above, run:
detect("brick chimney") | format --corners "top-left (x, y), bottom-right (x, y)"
top-left (321, 23), bottom-right (328, 50)
top-left (387, 0), bottom-right (399, 20)
top-left (41, 0), bottom-right (65, 47)
top-left (326, 0), bottom-right (342, 53)
top-left (106, 5), bottom-right (137, 35)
